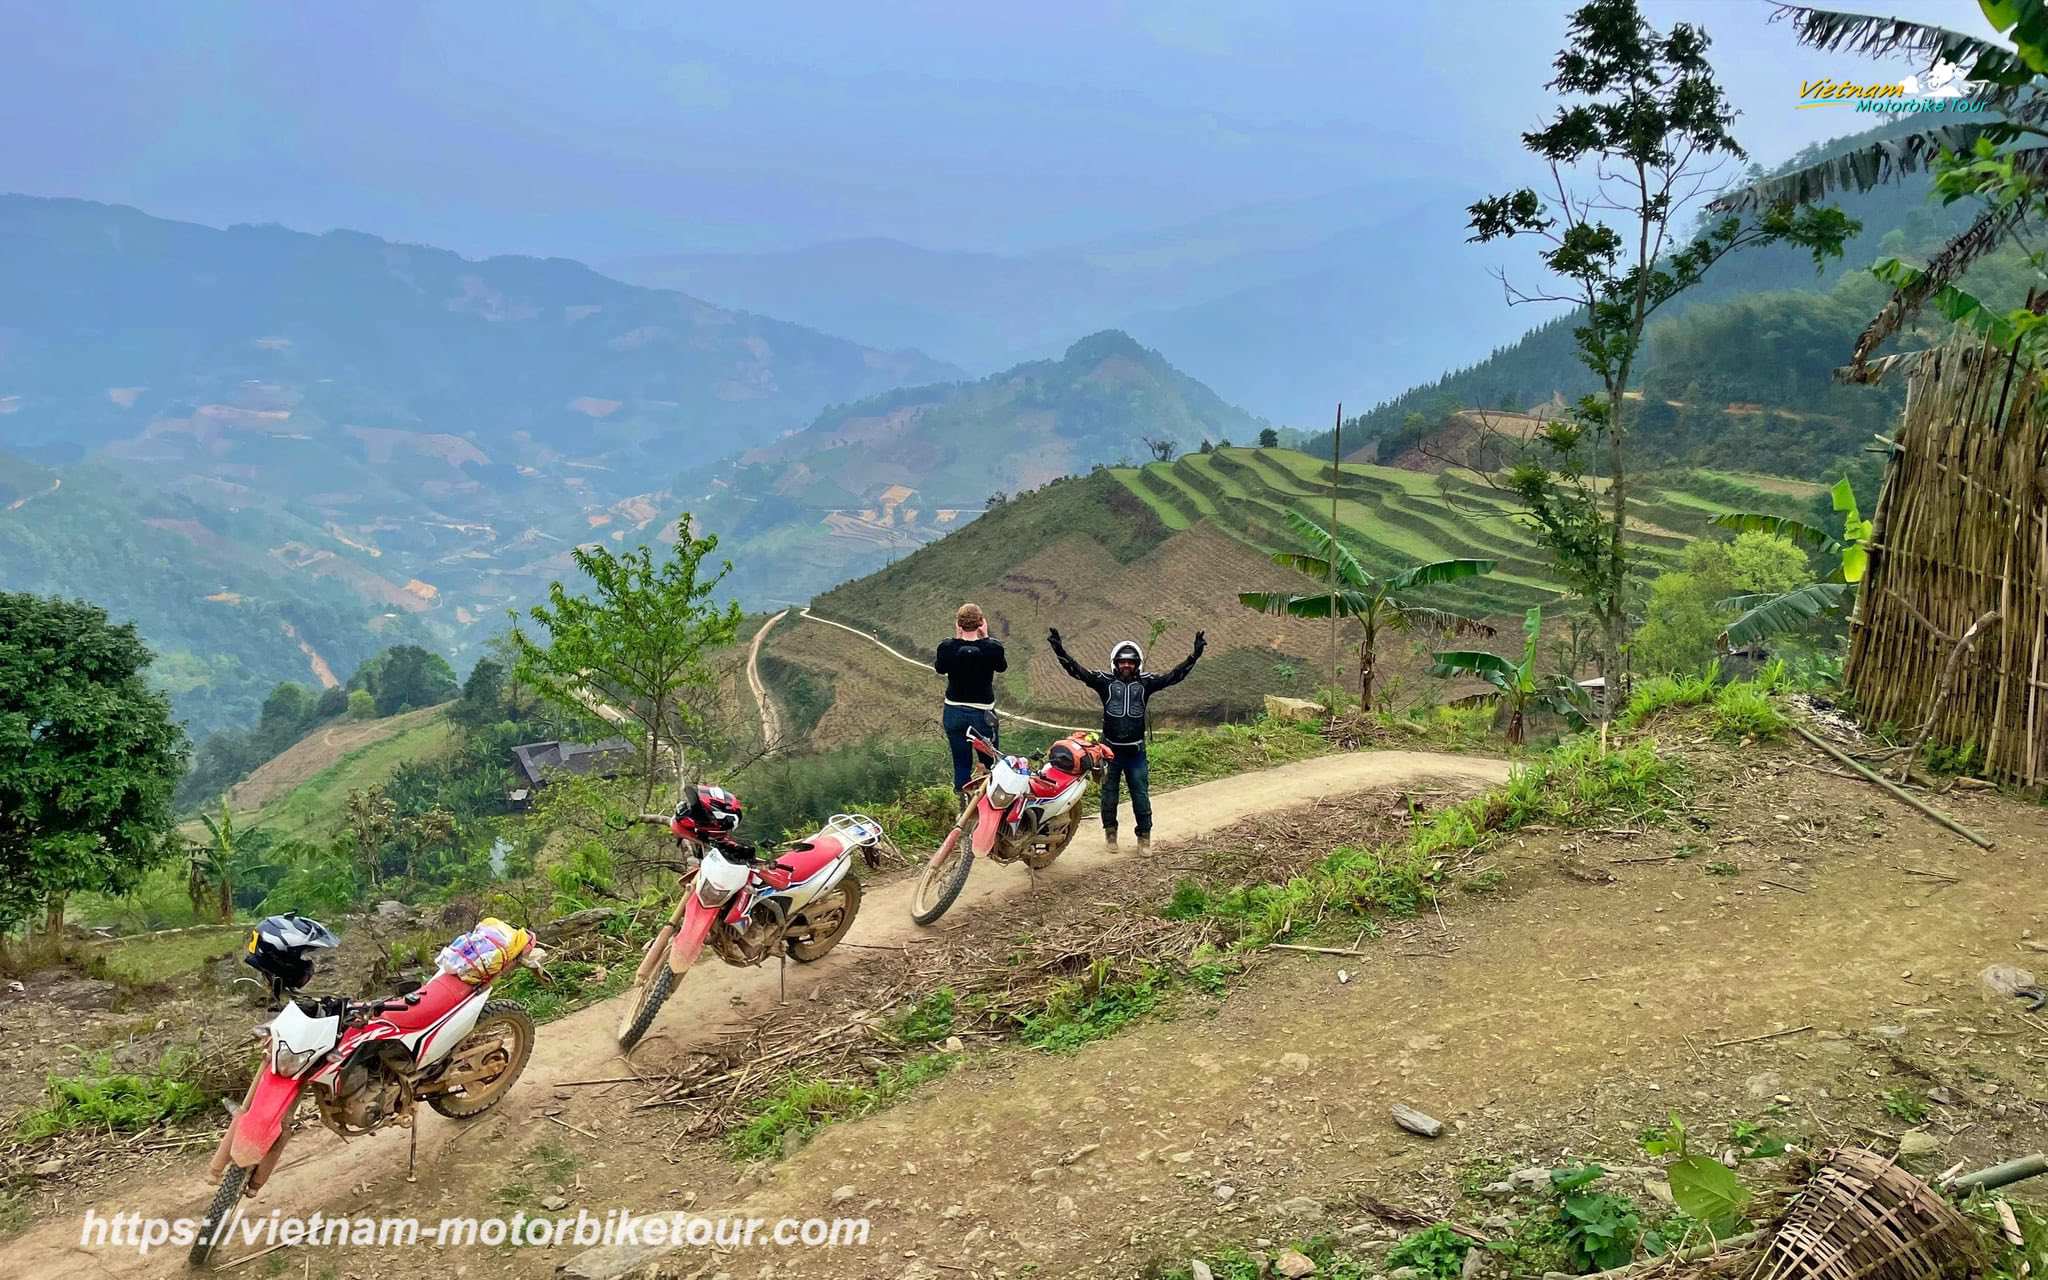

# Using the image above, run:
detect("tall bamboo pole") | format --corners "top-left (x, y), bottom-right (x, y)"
top-left (1330, 403), bottom-right (1342, 688)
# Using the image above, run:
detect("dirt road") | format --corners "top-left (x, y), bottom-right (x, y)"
top-left (747, 610), bottom-right (788, 748)
top-left (2, 750), bottom-right (1508, 1279)
top-left (797, 608), bottom-right (1089, 733)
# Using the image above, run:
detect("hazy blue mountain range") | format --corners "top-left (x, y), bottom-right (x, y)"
top-left (604, 182), bottom-right (1541, 425)
top-left (0, 195), bottom-right (959, 733)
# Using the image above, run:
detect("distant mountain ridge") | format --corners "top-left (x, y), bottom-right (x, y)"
top-left (603, 181), bottom-right (1536, 424)
top-left (0, 195), bottom-right (959, 734)
top-left (694, 330), bottom-right (1267, 605)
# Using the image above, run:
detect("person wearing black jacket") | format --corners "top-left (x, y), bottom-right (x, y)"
top-left (1047, 627), bottom-right (1205, 852)
top-left (935, 602), bottom-right (1007, 790)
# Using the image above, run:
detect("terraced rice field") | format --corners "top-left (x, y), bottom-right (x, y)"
top-left (1110, 448), bottom-right (1811, 615)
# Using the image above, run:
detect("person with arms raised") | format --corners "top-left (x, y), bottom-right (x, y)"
top-left (1046, 627), bottom-right (1204, 853)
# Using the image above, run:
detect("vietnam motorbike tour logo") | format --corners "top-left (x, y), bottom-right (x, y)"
top-left (1798, 64), bottom-right (1986, 114)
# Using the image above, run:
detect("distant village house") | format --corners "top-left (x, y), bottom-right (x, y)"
top-left (507, 737), bottom-right (634, 810)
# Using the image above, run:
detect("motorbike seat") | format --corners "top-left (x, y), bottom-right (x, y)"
top-left (379, 971), bottom-right (475, 1032)
top-left (1030, 766), bottom-right (1080, 798)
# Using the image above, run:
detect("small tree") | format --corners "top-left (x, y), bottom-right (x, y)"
top-left (1239, 511), bottom-right (1495, 708)
top-left (0, 593), bottom-right (189, 940)
top-left (1141, 435), bottom-right (1179, 463)
top-left (368, 644), bottom-right (459, 716)
top-left (511, 518), bottom-right (744, 806)
top-left (1711, 478), bottom-right (1874, 648)
top-left (1430, 606), bottom-right (1593, 745)
top-left (1258, 427), bottom-right (1280, 449)
top-left (347, 688), bottom-right (376, 720)
top-left (343, 788), bottom-right (396, 887)
top-left (1635, 530), bottom-right (1811, 673)
top-left (453, 657), bottom-right (506, 728)
top-left (190, 801), bottom-right (273, 921)
top-left (1468, 0), bottom-right (1853, 708)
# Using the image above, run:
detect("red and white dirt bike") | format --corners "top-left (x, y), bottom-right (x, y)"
top-left (192, 935), bottom-right (544, 1265)
top-left (910, 728), bottom-right (1111, 925)
top-left (615, 812), bottom-right (894, 1052)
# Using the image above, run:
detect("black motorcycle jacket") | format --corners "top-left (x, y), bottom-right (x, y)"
top-left (1048, 634), bottom-right (1202, 746)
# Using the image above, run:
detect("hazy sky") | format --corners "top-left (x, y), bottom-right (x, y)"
top-left (3, 0), bottom-right (1995, 261)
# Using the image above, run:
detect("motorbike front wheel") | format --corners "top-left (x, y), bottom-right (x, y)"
top-left (788, 876), bottom-right (861, 962)
top-left (615, 965), bottom-right (675, 1053)
top-left (910, 824), bottom-right (975, 926)
top-left (189, 1161), bottom-right (251, 1267)
top-left (426, 1001), bottom-right (535, 1118)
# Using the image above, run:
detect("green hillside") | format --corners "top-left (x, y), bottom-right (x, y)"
top-left (1307, 119), bottom-right (1979, 471)
top-left (699, 330), bottom-right (1268, 606)
top-left (777, 446), bottom-right (1817, 742)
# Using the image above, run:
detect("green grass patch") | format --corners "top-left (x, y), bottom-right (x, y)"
top-left (15, 1051), bottom-right (220, 1140)
top-left (724, 1052), bottom-right (960, 1160)
top-left (1014, 958), bottom-right (1168, 1052)
top-left (252, 714), bottom-right (460, 840)
top-left (893, 988), bottom-right (957, 1045)
top-left (1158, 1235), bottom-right (1383, 1280)
top-left (1144, 717), bottom-right (1330, 790)
top-left (1171, 733), bottom-right (1683, 947)
top-left (87, 926), bottom-right (247, 984)
top-left (1619, 662), bottom-right (1788, 742)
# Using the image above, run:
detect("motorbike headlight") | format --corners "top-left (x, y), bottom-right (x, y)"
top-left (272, 1039), bottom-right (325, 1078)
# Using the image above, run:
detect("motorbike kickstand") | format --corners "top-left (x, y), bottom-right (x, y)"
top-left (403, 1083), bottom-right (419, 1183)
top-left (777, 949), bottom-right (787, 1003)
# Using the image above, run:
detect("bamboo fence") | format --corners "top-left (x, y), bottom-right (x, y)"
top-left (1845, 331), bottom-right (2048, 787)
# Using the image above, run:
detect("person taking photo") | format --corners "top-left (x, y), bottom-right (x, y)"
top-left (935, 602), bottom-right (1006, 791)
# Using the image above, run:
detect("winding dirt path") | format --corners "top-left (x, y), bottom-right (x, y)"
top-left (2, 750), bottom-right (1509, 1280)
top-left (797, 608), bottom-right (1089, 733)
top-left (747, 610), bottom-right (789, 748)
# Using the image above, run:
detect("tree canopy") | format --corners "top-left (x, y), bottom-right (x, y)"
top-left (0, 593), bottom-right (190, 934)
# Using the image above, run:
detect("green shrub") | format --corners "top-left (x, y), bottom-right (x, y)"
top-left (1386, 1224), bottom-right (1473, 1279)
top-left (16, 1053), bottom-right (217, 1140)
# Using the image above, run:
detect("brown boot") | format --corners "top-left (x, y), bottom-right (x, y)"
top-left (1103, 828), bottom-right (1118, 847)
top-left (1136, 835), bottom-right (1151, 855)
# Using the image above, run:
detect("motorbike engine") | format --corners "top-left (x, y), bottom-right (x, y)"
top-left (318, 1058), bottom-right (405, 1136)
top-left (710, 898), bottom-right (786, 967)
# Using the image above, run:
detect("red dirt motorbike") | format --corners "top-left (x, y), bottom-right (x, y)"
top-left (191, 928), bottom-right (544, 1265)
top-left (910, 728), bottom-right (1111, 925)
top-left (615, 811), bottom-right (895, 1052)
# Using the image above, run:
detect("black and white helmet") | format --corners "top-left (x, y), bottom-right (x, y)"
top-left (1110, 641), bottom-right (1143, 667)
top-left (244, 912), bottom-right (340, 995)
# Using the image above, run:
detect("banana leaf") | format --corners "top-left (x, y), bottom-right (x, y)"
top-left (1722, 582), bottom-right (1852, 649)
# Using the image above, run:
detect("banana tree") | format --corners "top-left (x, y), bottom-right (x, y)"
top-left (1239, 510), bottom-right (1495, 707)
top-left (189, 802), bottom-right (274, 922)
top-left (1709, 477), bottom-right (1874, 648)
top-left (1429, 606), bottom-right (1594, 745)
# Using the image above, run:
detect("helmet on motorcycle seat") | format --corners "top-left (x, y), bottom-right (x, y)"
top-left (680, 783), bottom-right (743, 835)
top-left (244, 912), bottom-right (340, 995)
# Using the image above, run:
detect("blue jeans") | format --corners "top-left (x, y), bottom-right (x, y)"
top-left (942, 705), bottom-right (997, 791)
top-left (1101, 743), bottom-right (1151, 837)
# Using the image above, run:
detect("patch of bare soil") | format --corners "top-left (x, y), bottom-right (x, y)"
top-left (504, 740), bottom-right (2039, 1280)
top-left (0, 751), bottom-right (1501, 1278)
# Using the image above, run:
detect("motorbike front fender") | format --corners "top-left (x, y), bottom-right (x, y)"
top-left (969, 798), bottom-right (1006, 856)
top-left (221, 1069), bottom-right (304, 1172)
top-left (667, 896), bottom-right (719, 976)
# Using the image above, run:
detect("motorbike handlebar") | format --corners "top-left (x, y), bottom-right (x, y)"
top-left (361, 991), bottom-right (424, 1016)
